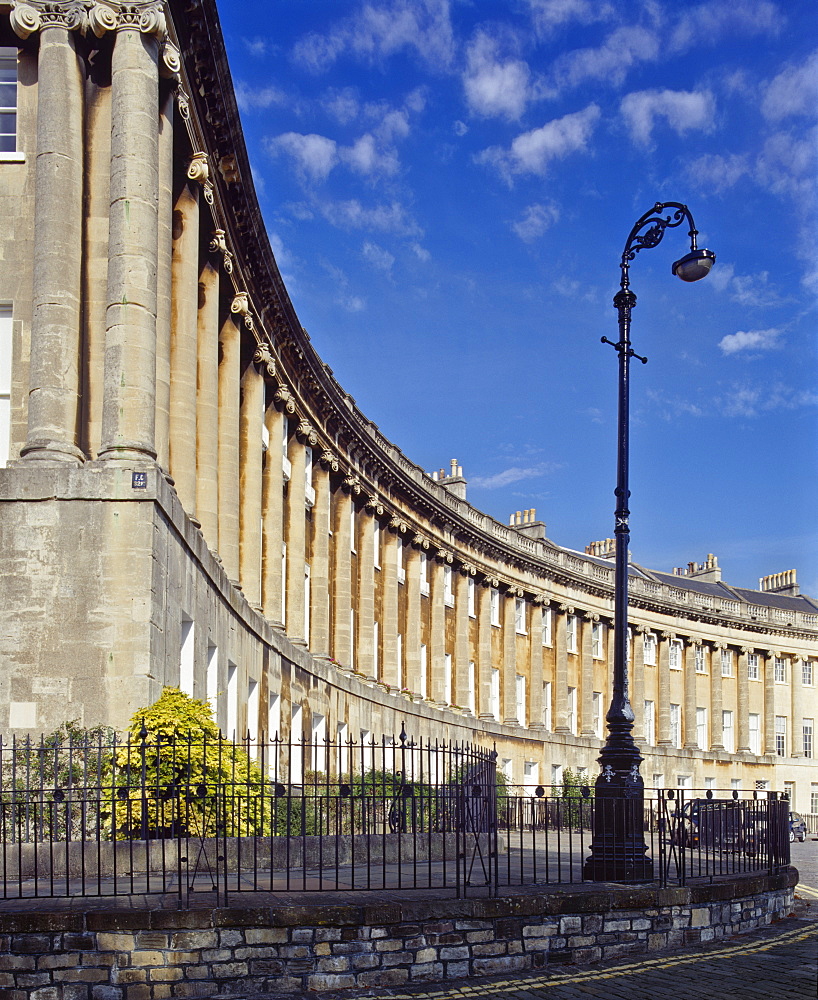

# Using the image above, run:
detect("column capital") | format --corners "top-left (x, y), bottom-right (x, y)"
top-left (481, 574), bottom-right (499, 589)
top-left (740, 645), bottom-right (754, 655)
top-left (319, 449), bottom-right (339, 473)
top-left (11, 0), bottom-right (84, 36)
top-left (660, 630), bottom-right (675, 641)
top-left (209, 229), bottom-right (235, 275)
top-left (387, 514), bottom-right (408, 534)
top-left (89, 1), bottom-right (166, 36)
top-left (296, 418), bottom-right (318, 446)
top-left (273, 382), bottom-right (296, 414)
top-left (187, 151), bottom-right (215, 204)
top-left (342, 473), bottom-right (362, 496)
top-left (411, 531), bottom-right (430, 551)
top-left (458, 561), bottom-right (477, 577)
top-left (365, 494), bottom-right (384, 516)
top-left (558, 602), bottom-right (574, 614)
top-left (252, 342), bottom-right (277, 378)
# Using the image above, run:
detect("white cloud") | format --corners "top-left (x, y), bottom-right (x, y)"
top-left (323, 87), bottom-right (361, 124)
top-left (463, 31), bottom-right (530, 120)
top-left (268, 133), bottom-right (338, 181)
top-left (316, 199), bottom-right (423, 236)
top-left (470, 463), bottom-right (558, 489)
top-left (550, 26), bottom-right (659, 92)
top-left (362, 241), bottom-right (395, 272)
top-left (341, 133), bottom-right (400, 176)
top-left (409, 241), bottom-right (431, 261)
top-left (453, 120), bottom-right (468, 136)
top-left (670, 0), bottom-right (782, 53)
top-left (718, 328), bottom-right (783, 355)
top-left (620, 88), bottom-right (715, 145)
top-left (706, 263), bottom-right (781, 308)
top-left (477, 104), bottom-right (600, 181)
top-left (321, 260), bottom-right (367, 313)
top-left (526, 0), bottom-right (615, 35)
top-left (235, 81), bottom-right (288, 114)
top-left (761, 52), bottom-right (818, 121)
top-left (242, 37), bottom-right (269, 58)
top-left (688, 153), bottom-right (749, 193)
top-left (720, 380), bottom-right (818, 418)
top-left (755, 128), bottom-right (817, 199)
top-left (291, 0), bottom-right (455, 74)
top-left (512, 202), bottom-right (560, 242)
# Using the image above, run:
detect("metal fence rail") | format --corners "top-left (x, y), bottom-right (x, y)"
top-left (0, 729), bottom-right (790, 905)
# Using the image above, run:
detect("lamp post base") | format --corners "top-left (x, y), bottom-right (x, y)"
top-left (582, 758), bottom-right (654, 883)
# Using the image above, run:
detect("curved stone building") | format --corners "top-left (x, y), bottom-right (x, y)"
top-left (0, 0), bottom-right (816, 812)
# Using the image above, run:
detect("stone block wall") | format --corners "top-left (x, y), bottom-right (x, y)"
top-left (0, 871), bottom-right (796, 998)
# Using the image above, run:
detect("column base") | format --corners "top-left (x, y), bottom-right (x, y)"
top-left (20, 440), bottom-right (85, 463)
top-left (97, 444), bottom-right (158, 463)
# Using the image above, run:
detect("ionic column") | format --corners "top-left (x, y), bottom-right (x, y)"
top-left (791, 657), bottom-right (805, 758)
top-left (429, 554), bottom-right (447, 705)
top-left (477, 579), bottom-right (494, 719)
top-left (217, 316), bottom-right (241, 583)
top-left (284, 426), bottom-right (310, 643)
top-left (98, 6), bottom-right (165, 464)
top-left (238, 362), bottom-right (264, 608)
top-left (379, 523), bottom-right (400, 688)
top-left (580, 613), bottom-right (596, 736)
top-left (710, 642), bottom-right (725, 749)
top-left (308, 455), bottom-right (333, 657)
top-left (553, 606), bottom-right (570, 734)
top-left (454, 567), bottom-right (471, 712)
top-left (403, 541), bottom-right (423, 694)
top-left (656, 632), bottom-right (672, 746)
top-left (166, 175), bottom-right (200, 508)
top-left (196, 258), bottom-right (220, 546)
top-left (154, 86), bottom-right (174, 473)
top-left (356, 501), bottom-right (377, 678)
top-left (683, 639), bottom-right (698, 749)
top-left (632, 624), bottom-right (646, 741)
top-left (331, 487), bottom-right (353, 666)
top-left (763, 650), bottom-right (776, 755)
top-left (528, 599), bottom-right (545, 730)
top-left (16, 4), bottom-right (86, 463)
top-left (737, 647), bottom-right (752, 753)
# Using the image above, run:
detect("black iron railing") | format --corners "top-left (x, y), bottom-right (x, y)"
top-left (0, 730), bottom-right (790, 904)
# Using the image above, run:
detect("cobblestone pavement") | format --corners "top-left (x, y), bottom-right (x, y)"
top-left (215, 903), bottom-right (818, 1000)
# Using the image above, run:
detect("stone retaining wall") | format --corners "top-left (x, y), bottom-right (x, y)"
top-left (0, 871), bottom-right (796, 999)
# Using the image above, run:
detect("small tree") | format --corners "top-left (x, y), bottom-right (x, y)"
top-left (558, 768), bottom-right (588, 830)
top-left (110, 687), bottom-right (270, 840)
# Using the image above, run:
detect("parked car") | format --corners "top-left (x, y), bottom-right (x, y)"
top-left (671, 798), bottom-right (757, 854)
top-left (790, 812), bottom-right (807, 842)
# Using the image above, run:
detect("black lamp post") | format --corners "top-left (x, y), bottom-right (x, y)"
top-left (583, 202), bottom-right (715, 882)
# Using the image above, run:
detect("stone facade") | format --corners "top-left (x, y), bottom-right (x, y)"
top-left (0, 0), bottom-right (816, 810)
top-left (0, 871), bottom-right (797, 998)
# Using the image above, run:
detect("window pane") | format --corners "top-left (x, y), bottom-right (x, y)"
top-left (0, 113), bottom-right (15, 152)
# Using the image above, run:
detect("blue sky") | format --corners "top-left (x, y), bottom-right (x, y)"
top-left (218, 0), bottom-right (818, 596)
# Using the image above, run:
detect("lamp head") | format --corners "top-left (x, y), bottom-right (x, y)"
top-left (672, 248), bottom-right (716, 282)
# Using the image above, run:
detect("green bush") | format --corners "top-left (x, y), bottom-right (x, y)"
top-left (109, 687), bottom-right (271, 840)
